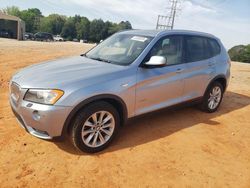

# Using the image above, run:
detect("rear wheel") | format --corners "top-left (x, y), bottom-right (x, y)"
top-left (200, 82), bottom-right (224, 113)
top-left (70, 101), bottom-right (120, 153)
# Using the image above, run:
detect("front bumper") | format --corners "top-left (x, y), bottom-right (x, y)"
top-left (10, 85), bottom-right (73, 139)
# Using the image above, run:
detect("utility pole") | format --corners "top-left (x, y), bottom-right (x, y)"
top-left (156, 0), bottom-right (180, 30)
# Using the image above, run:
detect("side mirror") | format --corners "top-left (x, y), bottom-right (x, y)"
top-left (144, 56), bottom-right (167, 68)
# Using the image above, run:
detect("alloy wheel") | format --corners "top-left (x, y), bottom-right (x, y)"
top-left (208, 86), bottom-right (222, 110)
top-left (81, 111), bottom-right (115, 148)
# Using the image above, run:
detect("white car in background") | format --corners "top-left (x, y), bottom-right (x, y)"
top-left (53, 35), bottom-right (64, 41)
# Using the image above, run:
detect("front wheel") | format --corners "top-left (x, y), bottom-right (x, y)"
top-left (70, 101), bottom-right (120, 153)
top-left (200, 82), bottom-right (224, 113)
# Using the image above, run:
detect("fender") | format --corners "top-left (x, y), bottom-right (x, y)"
top-left (203, 74), bottom-right (227, 96)
top-left (61, 94), bottom-right (128, 136)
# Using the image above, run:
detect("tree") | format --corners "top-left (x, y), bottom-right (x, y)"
top-left (20, 8), bottom-right (42, 33)
top-left (89, 19), bottom-right (106, 42)
top-left (228, 44), bottom-right (250, 63)
top-left (61, 17), bottom-right (76, 40)
top-left (118, 21), bottom-right (132, 30)
top-left (2, 6), bottom-right (133, 41)
top-left (75, 16), bottom-right (90, 40)
top-left (2, 6), bottom-right (21, 17)
top-left (105, 21), bottom-right (119, 38)
top-left (40, 14), bottom-right (66, 34)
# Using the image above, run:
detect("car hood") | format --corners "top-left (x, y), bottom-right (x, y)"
top-left (12, 56), bottom-right (126, 89)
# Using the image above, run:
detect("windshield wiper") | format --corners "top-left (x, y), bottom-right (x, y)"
top-left (88, 57), bottom-right (112, 64)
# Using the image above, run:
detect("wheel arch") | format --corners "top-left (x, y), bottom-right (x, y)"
top-left (204, 75), bottom-right (227, 96)
top-left (62, 94), bottom-right (128, 136)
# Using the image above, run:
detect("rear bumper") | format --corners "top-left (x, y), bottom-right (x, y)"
top-left (10, 95), bottom-right (73, 139)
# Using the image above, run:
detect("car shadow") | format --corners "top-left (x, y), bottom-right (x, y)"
top-left (54, 91), bottom-right (250, 155)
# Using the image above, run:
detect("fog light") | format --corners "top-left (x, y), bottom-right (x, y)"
top-left (32, 110), bottom-right (41, 121)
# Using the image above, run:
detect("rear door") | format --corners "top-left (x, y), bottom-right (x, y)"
top-left (182, 36), bottom-right (216, 100)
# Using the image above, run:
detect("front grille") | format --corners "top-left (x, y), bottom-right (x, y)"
top-left (10, 82), bottom-right (21, 104)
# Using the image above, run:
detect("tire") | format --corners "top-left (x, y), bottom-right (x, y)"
top-left (200, 81), bottom-right (224, 113)
top-left (70, 101), bottom-right (120, 153)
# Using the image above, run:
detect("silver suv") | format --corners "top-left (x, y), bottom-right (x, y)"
top-left (10, 30), bottom-right (231, 152)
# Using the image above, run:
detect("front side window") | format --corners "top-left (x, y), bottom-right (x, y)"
top-left (144, 35), bottom-right (183, 66)
top-left (86, 34), bottom-right (153, 66)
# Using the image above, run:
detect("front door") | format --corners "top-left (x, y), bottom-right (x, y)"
top-left (135, 35), bottom-right (186, 115)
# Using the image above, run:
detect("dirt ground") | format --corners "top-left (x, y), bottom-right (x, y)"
top-left (0, 38), bottom-right (250, 188)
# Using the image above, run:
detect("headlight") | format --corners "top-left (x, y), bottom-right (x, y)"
top-left (24, 89), bottom-right (64, 105)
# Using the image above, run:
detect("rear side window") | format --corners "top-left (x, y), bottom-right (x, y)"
top-left (207, 39), bottom-right (221, 57)
top-left (185, 36), bottom-right (208, 62)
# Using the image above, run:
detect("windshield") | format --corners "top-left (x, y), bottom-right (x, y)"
top-left (86, 33), bottom-right (153, 66)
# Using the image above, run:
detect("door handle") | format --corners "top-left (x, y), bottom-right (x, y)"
top-left (176, 68), bottom-right (184, 73)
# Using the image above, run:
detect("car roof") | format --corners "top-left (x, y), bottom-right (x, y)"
top-left (120, 29), bottom-right (218, 39)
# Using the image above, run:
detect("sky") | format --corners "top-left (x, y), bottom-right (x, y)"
top-left (0, 0), bottom-right (249, 49)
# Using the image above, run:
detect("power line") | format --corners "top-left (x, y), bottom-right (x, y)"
top-left (156, 0), bottom-right (181, 30)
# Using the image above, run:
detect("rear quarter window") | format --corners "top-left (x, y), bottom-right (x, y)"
top-left (208, 39), bottom-right (221, 57)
